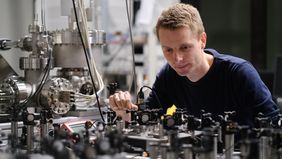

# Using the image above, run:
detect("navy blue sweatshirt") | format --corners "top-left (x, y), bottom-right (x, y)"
top-left (146, 48), bottom-right (279, 126)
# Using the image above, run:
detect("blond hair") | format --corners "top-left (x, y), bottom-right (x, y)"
top-left (155, 3), bottom-right (205, 39)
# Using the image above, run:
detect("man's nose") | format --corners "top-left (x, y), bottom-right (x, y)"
top-left (175, 52), bottom-right (183, 62)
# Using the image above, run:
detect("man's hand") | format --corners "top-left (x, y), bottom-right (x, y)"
top-left (109, 91), bottom-right (138, 121)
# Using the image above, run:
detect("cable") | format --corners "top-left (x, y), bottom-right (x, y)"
top-left (72, 0), bottom-right (104, 122)
top-left (125, 0), bottom-right (137, 100)
top-left (137, 85), bottom-right (162, 109)
top-left (78, 0), bottom-right (104, 114)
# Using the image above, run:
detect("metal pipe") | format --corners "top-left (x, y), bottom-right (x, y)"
top-left (148, 142), bottom-right (159, 159)
top-left (41, 0), bottom-right (46, 28)
top-left (116, 119), bottom-right (125, 133)
top-left (11, 121), bottom-right (18, 148)
top-left (259, 136), bottom-right (271, 159)
top-left (166, 151), bottom-right (177, 159)
top-left (0, 39), bottom-right (18, 50)
top-left (212, 134), bottom-right (218, 159)
top-left (27, 125), bottom-right (34, 153)
top-left (40, 123), bottom-right (48, 139)
top-left (225, 133), bottom-right (234, 159)
top-left (183, 144), bottom-right (193, 159)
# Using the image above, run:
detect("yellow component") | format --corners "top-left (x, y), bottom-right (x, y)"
top-left (166, 104), bottom-right (177, 116)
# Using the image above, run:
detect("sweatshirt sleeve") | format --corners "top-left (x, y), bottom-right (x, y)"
top-left (231, 62), bottom-right (280, 122)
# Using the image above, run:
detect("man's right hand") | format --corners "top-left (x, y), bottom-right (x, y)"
top-left (108, 91), bottom-right (138, 121)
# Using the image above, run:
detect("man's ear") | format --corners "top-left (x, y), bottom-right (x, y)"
top-left (200, 32), bottom-right (207, 49)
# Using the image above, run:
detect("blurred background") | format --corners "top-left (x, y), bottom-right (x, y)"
top-left (0, 1), bottom-right (281, 157)
top-left (0, 0), bottom-right (282, 97)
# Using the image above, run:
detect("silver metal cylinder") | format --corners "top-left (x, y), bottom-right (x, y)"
top-left (160, 144), bottom-right (168, 159)
top-left (11, 121), bottom-right (18, 147)
top-left (159, 123), bottom-right (164, 139)
top-left (53, 45), bottom-right (90, 68)
top-left (225, 133), bottom-right (234, 159)
top-left (259, 136), bottom-right (271, 159)
top-left (40, 123), bottom-right (48, 140)
top-left (183, 144), bottom-right (193, 159)
top-left (4, 76), bottom-right (33, 103)
top-left (166, 151), bottom-right (177, 159)
top-left (27, 125), bottom-right (34, 153)
top-left (116, 120), bottom-right (125, 133)
top-left (197, 132), bottom-right (218, 159)
top-left (28, 23), bottom-right (43, 33)
top-left (148, 142), bottom-right (159, 159)
top-left (212, 134), bottom-right (218, 159)
top-left (20, 56), bottom-right (49, 71)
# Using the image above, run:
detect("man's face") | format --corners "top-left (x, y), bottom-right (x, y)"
top-left (158, 27), bottom-right (206, 77)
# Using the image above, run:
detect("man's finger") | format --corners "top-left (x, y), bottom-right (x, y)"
top-left (131, 104), bottom-right (138, 111)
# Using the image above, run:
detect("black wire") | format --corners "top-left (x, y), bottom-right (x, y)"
top-left (138, 85), bottom-right (162, 108)
top-left (72, 0), bottom-right (104, 122)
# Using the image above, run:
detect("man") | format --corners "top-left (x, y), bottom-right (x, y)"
top-left (109, 3), bottom-right (279, 126)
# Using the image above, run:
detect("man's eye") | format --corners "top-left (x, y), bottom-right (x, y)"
top-left (181, 46), bottom-right (190, 51)
top-left (164, 49), bottom-right (173, 53)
